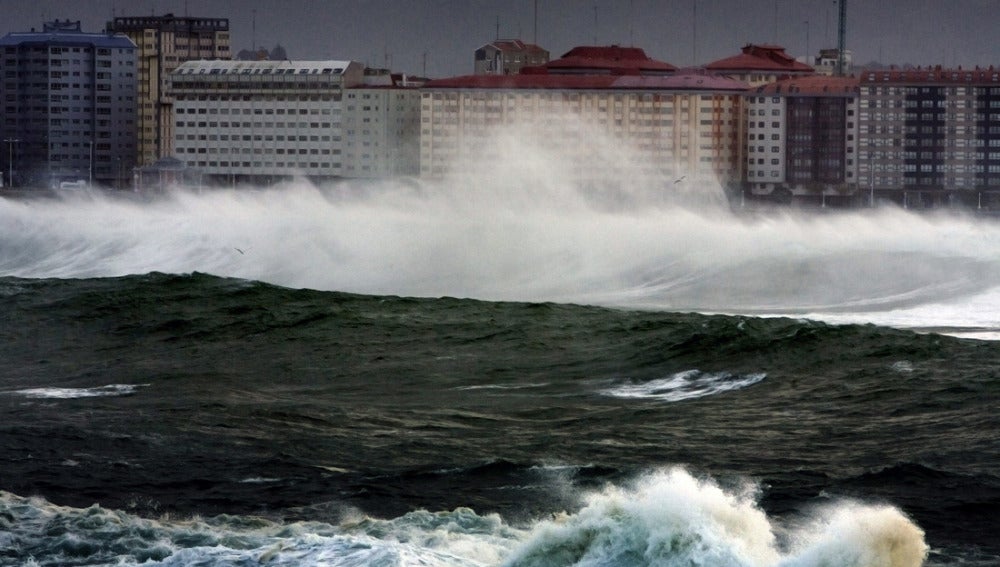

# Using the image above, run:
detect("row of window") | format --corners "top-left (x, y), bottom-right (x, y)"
top-left (176, 121), bottom-right (335, 128)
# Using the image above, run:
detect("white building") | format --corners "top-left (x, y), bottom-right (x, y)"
top-left (170, 59), bottom-right (364, 184)
top-left (341, 70), bottom-right (423, 178)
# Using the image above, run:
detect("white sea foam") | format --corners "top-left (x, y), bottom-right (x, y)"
top-left (4, 127), bottom-right (1000, 337)
top-left (12, 383), bottom-right (148, 399)
top-left (0, 469), bottom-right (931, 567)
top-left (601, 370), bottom-right (766, 402)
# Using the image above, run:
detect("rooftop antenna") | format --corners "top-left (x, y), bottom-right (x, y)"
top-left (774, 0), bottom-right (778, 42)
top-left (533, 0), bottom-right (538, 44)
top-left (629, 0), bottom-right (634, 46)
top-left (252, 9), bottom-right (257, 53)
top-left (804, 19), bottom-right (809, 63)
top-left (836, 0), bottom-right (847, 75)
top-left (423, 50), bottom-right (427, 76)
top-left (593, 5), bottom-right (597, 44)
top-left (692, 0), bottom-right (697, 65)
top-left (495, 15), bottom-right (500, 40)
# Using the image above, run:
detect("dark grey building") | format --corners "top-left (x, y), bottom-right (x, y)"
top-left (0, 20), bottom-right (137, 189)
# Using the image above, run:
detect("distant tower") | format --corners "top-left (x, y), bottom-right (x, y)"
top-left (836, 0), bottom-right (847, 75)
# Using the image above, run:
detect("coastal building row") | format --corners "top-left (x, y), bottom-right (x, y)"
top-left (420, 46), bottom-right (746, 191)
top-left (168, 60), bottom-right (423, 185)
top-left (6, 16), bottom-right (1000, 210)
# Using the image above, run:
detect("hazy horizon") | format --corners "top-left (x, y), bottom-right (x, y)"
top-left (0, 0), bottom-right (997, 78)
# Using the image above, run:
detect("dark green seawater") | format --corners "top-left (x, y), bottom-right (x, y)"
top-left (0, 272), bottom-right (997, 566)
top-left (3, 185), bottom-right (1000, 565)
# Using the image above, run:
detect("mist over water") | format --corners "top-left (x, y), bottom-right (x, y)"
top-left (4, 155), bottom-right (1000, 337)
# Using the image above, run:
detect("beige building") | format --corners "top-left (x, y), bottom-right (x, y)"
top-left (107, 14), bottom-right (231, 166)
top-left (422, 47), bottom-right (748, 191)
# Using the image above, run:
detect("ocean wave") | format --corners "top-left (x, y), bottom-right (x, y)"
top-left (0, 468), bottom-right (932, 567)
top-left (453, 383), bottom-right (550, 391)
top-left (600, 370), bottom-right (766, 402)
top-left (10, 383), bottom-right (148, 399)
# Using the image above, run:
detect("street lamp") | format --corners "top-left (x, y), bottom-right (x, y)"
top-left (3, 137), bottom-right (18, 188)
top-left (86, 140), bottom-right (93, 187)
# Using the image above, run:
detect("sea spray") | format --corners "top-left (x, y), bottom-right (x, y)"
top-left (781, 503), bottom-right (929, 567)
top-left (5, 177), bottom-right (1000, 335)
top-left (502, 468), bottom-right (928, 567)
top-left (503, 468), bottom-right (780, 567)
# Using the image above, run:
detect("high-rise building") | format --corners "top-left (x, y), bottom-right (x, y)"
top-left (0, 20), bottom-right (137, 188)
top-left (169, 59), bottom-right (365, 185)
top-left (106, 14), bottom-right (230, 166)
top-left (342, 69), bottom-right (423, 178)
top-left (745, 75), bottom-right (859, 204)
top-left (858, 67), bottom-right (1000, 208)
top-left (421, 46), bottom-right (747, 189)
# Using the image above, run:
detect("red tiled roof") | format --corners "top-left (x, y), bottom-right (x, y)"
top-left (706, 44), bottom-right (813, 73)
top-left (544, 45), bottom-right (677, 74)
top-left (756, 75), bottom-right (859, 95)
top-left (423, 71), bottom-right (748, 91)
top-left (860, 66), bottom-right (1000, 85)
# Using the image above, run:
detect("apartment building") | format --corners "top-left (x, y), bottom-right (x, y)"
top-left (474, 39), bottom-right (549, 75)
top-left (107, 14), bottom-right (231, 166)
top-left (859, 67), bottom-right (1000, 208)
top-left (169, 59), bottom-right (366, 184)
top-left (421, 46), bottom-right (747, 191)
top-left (0, 20), bottom-right (137, 188)
top-left (341, 69), bottom-right (423, 178)
top-left (746, 75), bottom-right (859, 203)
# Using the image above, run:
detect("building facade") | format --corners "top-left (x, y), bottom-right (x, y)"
top-left (107, 14), bottom-right (231, 166)
top-left (746, 75), bottom-right (859, 203)
top-left (0, 20), bottom-right (137, 188)
top-left (474, 39), bottom-right (549, 75)
top-left (859, 67), bottom-right (1000, 208)
top-left (170, 59), bottom-right (366, 184)
top-left (812, 48), bottom-right (853, 76)
top-left (342, 69), bottom-right (423, 178)
top-left (421, 47), bottom-right (747, 191)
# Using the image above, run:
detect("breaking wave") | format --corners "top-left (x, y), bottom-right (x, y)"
top-left (1, 468), bottom-right (928, 567)
top-left (601, 370), bottom-right (766, 402)
top-left (9, 383), bottom-right (148, 399)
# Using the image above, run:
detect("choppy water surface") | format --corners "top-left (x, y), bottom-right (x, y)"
top-left (1, 178), bottom-right (998, 566)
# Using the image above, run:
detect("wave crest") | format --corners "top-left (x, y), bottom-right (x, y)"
top-left (504, 468), bottom-right (927, 567)
top-left (601, 370), bottom-right (766, 402)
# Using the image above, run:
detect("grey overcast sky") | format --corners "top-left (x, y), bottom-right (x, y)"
top-left (1, 0), bottom-right (996, 77)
